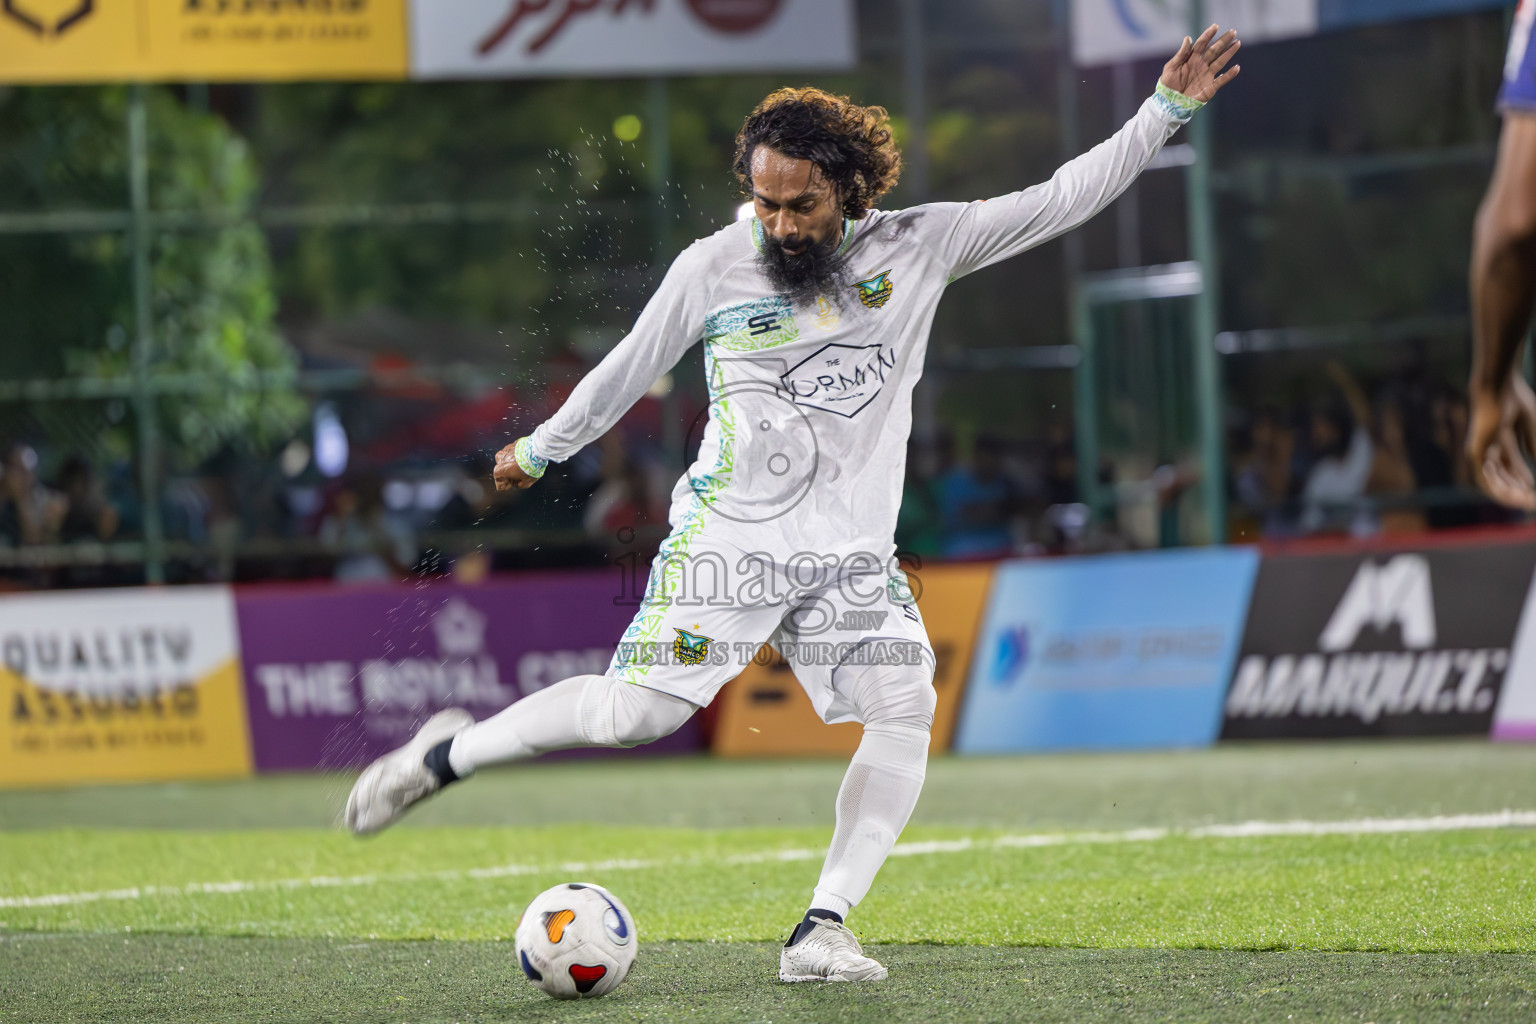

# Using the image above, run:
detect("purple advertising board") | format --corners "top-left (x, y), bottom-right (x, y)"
top-left (235, 573), bottom-right (702, 771)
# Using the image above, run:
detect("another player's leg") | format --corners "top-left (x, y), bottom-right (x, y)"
top-left (780, 654), bottom-right (935, 982)
top-left (344, 675), bottom-right (695, 835)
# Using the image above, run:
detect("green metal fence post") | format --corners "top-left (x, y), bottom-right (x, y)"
top-left (901, 0), bottom-right (941, 446)
top-left (1187, 1), bottom-right (1226, 544)
top-left (1072, 287), bottom-right (1101, 516)
top-left (128, 84), bottom-right (166, 584)
top-left (647, 77), bottom-right (684, 470)
top-left (647, 76), bottom-right (672, 262)
top-left (899, 0), bottom-right (929, 202)
top-left (1056, 0), bottom-right (1092, 519)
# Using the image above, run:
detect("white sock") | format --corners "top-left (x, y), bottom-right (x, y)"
top-left (808, 891), bottom-right (853, 920)
top-left (810, 721), bottom-right (930, 914)
top-left (447, 674), bottom-right (694, 777)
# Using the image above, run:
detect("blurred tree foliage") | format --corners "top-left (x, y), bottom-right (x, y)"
top-left (240, 7), bottom-right (1065, 438)
top-left (0, 3), bottom-right (1514, 476)
top-left (1207, 13), bottom-right (1509, 332)
top-left (0, 85), bottom-right (305, 470)
top-left (244, 28), bottom-right (1063, 366)
top-left (248, 74), bottom-right (867, 353)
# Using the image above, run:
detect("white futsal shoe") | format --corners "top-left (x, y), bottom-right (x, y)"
top-left (778, 917), bottom-right (889, 983)
top-left (344, 707), bottom-right (474, 835)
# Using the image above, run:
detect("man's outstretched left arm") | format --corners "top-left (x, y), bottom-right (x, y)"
top-left (934, 24), bottom-right (1240, 279)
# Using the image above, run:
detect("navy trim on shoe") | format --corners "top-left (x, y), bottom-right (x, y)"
top-left (785, 908), bottom-right (844, 947)
top-left (423, 738), bottom-right (459, 786)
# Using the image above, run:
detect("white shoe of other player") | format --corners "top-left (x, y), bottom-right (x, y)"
top-left (778, 917), bottom-right (889, 983)
top-left (344, 708), bottom-right (474, 836)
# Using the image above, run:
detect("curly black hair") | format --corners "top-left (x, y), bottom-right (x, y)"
top-left (733, 87), bottom-right (902, 220)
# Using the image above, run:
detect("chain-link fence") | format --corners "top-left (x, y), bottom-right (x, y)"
top-left (0, 1), bottom-right (1523, 589)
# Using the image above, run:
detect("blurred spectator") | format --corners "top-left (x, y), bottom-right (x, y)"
top-left (1300, 362), bottom-right (1376, 534)
top-left (896, 433), bottom-right (949, 558)
top-left (164, 476), bottom-right (214, 544)
top-left (1402, 386), bottom-right (1458, 521)
top-left (56, 455), bottom-right (120, 543)
top-left (48, 454), bottom-right (132, 588)
top-left (1228, 368), bottom-right (1515, 541)
top-left (584, 441), bottom-right (670, 559)
top-left (200, 475), bottom-right (242, 582)
top-left (0, 443), bottom-right (66, 547)
top-left (430, 455), bottom-right (498, 532)
top-left (1365, 392), bottom-right (1426, 534)
top-left (938, 433), bottom-right (1018, 559)
top-left (1232, 407), bottom-right (1299, 537)
top-left (1439, 390), bottom-right (1475, 492)
top-left (1404, 388), bottom-right (1482, 529)
top-left (1153, 457), bottom-right (1201, 547)
top-left (1043, 418), bottom-right (1079, 506)
top-left (319, 471), bottom-right (417, 584)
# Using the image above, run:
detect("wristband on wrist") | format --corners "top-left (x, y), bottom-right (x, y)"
top-left (1153, 81), bottom-right (1205, 120)
top-left (512, 436), bottom-right (548, 480)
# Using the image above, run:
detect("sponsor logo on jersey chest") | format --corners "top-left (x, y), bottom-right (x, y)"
top-left (704, 296), bottom-right (800, 351)
top-left (853, 269), bottom-right (893, 309)
top-left (780, 342), bottom-right (897, 418)
top-left (812, 295), bottom-right (841, 331)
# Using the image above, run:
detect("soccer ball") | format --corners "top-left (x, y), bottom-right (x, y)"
top-left (513, 882), bottom-right (637, 999)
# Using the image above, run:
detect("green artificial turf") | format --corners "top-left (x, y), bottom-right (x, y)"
top-left (3, 741), bottom-right (1536, 1021)
top-left (3, 935), bottom-right (1533, 1024)
top-left (4, 740), bottom-right (1532, 832)
top-left (2, 824), bottom-right (1534, 951)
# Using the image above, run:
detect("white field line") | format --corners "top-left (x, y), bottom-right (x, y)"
top-left (2, 810), bottom-right (1533, 912)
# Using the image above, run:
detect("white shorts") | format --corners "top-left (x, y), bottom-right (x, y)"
top-left (606, 531), bottom-right (933, 725)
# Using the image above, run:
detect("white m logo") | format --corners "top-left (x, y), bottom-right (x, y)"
top-left (1318, 554), bottom-right (1436, 652)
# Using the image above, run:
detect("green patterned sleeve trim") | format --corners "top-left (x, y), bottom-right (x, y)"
top-left (834, 217), bottom-right (857, 257)
top-left (513, 436), bottom-right (548, 479)
top-left (1152, 81), bottom-right (1204, 121)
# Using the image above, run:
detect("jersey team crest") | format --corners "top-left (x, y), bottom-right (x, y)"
top-left (673, 628), bottom-right (713, 666)
top-left (853, 270), bottom-right (894, 309)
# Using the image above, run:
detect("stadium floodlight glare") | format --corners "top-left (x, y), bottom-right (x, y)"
top-left (736, 202), bottom-right (755, 222)
top-left (313, 402), bottom-right (349, 479)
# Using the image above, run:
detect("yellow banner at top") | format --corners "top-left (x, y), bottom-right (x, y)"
top-left (0, 0), bottom-right (408, 83)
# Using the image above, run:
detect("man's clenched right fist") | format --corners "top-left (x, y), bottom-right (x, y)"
top-left (493, 443), bottom-right (537, 491)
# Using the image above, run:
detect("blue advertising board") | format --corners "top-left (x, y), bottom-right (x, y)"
top-left (953, 548), bottom-right (1260, 753)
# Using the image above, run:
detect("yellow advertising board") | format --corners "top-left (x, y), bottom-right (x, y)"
top-left (0, 0), bottom-right (408, 83)
top-left (712, 562), bottom-right (996, 757)
top-left (0, 585), bottom-right (254, 787)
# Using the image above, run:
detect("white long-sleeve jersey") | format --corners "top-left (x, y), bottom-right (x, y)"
top-left (529, 90), bottom-right (1198, 564)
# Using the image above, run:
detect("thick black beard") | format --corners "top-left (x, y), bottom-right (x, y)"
top-left (756, 231), bottom-right (851, 305)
